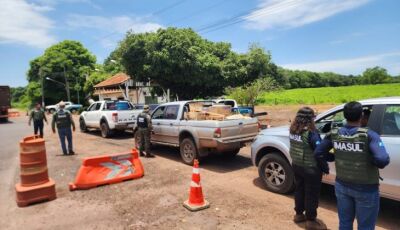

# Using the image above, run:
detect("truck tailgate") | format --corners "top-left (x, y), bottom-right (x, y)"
top-left (116, 111), bottom-right (138, 124)
top-left (219, 118), bottom-right (258, 142)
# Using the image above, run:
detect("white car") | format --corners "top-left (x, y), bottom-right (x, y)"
top-left (45, 101), bottom-right (73, 113)
top-left (251, 97), bottom-right (400, 201)
top-left (79, 100), bottom-right (141, 138)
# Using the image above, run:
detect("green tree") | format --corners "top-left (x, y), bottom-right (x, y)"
top-left (26, 40), bottom-right (96, 105)
top-left (83, 64), bottom-right (110, 95)
top-left (361, 66), bottom-right (391, 84)
top-left (227, 77), bottom-right (279, 106)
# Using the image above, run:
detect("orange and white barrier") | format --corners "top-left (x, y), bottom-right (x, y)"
top-left (183, 159), bottom-right (210, 211)
top-left (69, 148), bottom-right (144, 191)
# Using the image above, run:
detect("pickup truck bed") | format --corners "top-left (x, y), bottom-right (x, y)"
top-left (135, 101), bottom-right (259, 164)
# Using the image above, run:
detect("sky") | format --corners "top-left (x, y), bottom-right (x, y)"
top-left (0, 0), bottom-right (399, 87)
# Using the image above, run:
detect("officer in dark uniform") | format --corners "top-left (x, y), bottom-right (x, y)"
top-left (315, 101), bottom-right (390, 230)
top-left (136, 105), bottom-right (154, 158)
top-left (289, 107), bottom-right (327, 230)
top-left (51, 101), bottom-right (75, 155)
top-left (29, 102), bottom-right (48, 138)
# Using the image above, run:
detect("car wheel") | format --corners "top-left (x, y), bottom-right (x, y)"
top-left (49, 108), bottom-right (56, 114)
top-left (100, 122), bottom-right (113, 138)
top-left (80, 118), bottom-right (88, 132)
top-left (258, 153), bottom-right (294, 194)
top-left (70, 109), bottom-right (77, 114)
top-left (180, 138), bottom-right (198, 165)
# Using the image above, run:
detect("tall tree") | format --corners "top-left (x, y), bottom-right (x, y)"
top-left (26, 40), bottom-right (96, 105)
top-left (361, 66), bottom-right (391, 84)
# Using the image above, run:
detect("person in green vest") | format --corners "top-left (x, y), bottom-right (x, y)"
top-left (51, 101), bottom-right (75, 155)
top-left (315, 102), bottom-right (390, 230)
top-left (289, 107), bottom-right (327, 230)
top-left (28, 102), bottom-right (48, 138)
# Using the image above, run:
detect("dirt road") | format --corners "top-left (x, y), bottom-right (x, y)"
top-left (1, 113), bottom-right (399, 230)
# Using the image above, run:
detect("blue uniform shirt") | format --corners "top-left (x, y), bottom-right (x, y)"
top-left (315, 125), bottom-right (390, 191)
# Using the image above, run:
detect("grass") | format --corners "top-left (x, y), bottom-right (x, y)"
top-left (258, 83), bottom-right (400, 105)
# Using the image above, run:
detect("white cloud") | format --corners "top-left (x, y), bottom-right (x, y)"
top-left (244, 0), bottom-right (370, 30)
top-left (66, 14), bottom-right (163, 34)
top-left (0, 0), bottom-right (56, 48)
top-left (281, 52), bottom-right (400, 75)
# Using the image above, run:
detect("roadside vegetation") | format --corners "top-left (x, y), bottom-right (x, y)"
top-left (256, 83), bottom-right (400, 105)
top-left (11, 28), bottom-right (400, 108)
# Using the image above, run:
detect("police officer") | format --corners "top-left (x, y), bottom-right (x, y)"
top-left (51, 101), bottom-right (75, 155)
top-left (136, 105), bottom-right (154, 158)
top-left (315, 101), bottom-right (390, 230)
top-left (289, 107), bottom-right (327, 230)
top-left (29, 102), bottom-right (48, 138)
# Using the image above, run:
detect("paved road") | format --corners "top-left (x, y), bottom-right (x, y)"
top-left (0, 116), bottom-right (31, 220)
top-left (1, 115), bottom-right (399, 229)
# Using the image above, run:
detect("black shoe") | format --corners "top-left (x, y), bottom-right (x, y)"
top-left (69, 151), bottom-right (75, 155)
top-left (146, 153), bottom-right (155, 158)
top-left (293, 214), bottom-right (306, 223)
top-left (140, 152), bottom-right (145, 157)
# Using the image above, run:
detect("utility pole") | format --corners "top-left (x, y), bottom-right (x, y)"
top-left (76, 74), bottom-right (80, 104)
top-left (40, 68), bottom-right (45, 107)
top-left (63, 65), bottom-right (71, 102)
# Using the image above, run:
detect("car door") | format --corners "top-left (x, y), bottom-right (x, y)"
top-left (86, 103), bottom-right (102, 127)
top-left (315, 105), bottom-right (375, 184)
top-left (159, 105), bottom-right (180, 145)
top-left (377, 104), bottom-right (400, 200)
top-left (151, 106), bottom-right (166, 142)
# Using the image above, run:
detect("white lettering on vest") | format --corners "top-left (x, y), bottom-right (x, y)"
top-left (289, 134), bottom-right (302, 142)
top-left (333, 141), bottom-right (364, 152)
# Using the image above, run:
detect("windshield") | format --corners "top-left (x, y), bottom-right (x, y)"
top-left (104, 101), bottom-right (133, 111)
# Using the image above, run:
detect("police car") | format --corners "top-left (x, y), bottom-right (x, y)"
top-left (251, 97), bottom-right (400, 201)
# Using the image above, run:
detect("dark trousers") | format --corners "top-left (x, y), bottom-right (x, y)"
top-left (138, 128), bottom-right (151, 154)
top-left (58, 127), bottom-right (73, 155)
top-left (293, 164), bottom-right (323, 220)
top-left (33, 120), bottom-right (44, 138)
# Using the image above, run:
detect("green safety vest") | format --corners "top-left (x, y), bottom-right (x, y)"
top-left (31, 109), bottom-right (45, 121)
top-left (331, 127), bottom-right (379, 184)
top-left (54, 110), bottom-right (71, 129)
top-left (289, 130), bottom-right (317, 168)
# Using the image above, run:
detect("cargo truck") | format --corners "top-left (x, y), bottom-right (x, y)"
top-left (0, 86), bottom-right (11, 122)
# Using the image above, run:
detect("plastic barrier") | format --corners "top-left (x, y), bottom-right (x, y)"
top-left (183, 159), bottom-right (210, 211)
top-left (69, 148), bottom-right (144, 191)
top-left (15, 135), bottom-right (56, 207)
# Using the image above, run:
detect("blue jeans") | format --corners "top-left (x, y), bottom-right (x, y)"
top-left (58, 127), bottom-right (73, 155)
top-left (335, 182), bottom-right (380, 230)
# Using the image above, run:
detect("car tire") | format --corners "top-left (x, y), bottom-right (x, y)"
top-left (100, 122), bottom-right (113, 138)
top-left (258, 153), bottom-right (294, 194)
top-left (49, 108), bottom-right (56, 114)
top-left (180, 138), bottom-right (198, 165)
top-left (70, 108), bottom-right (77, 114)
top-left (80, 118), bottom-right (88, 133)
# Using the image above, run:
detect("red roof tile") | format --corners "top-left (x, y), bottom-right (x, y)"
top-left (94, 73), bottom-right (130, 88)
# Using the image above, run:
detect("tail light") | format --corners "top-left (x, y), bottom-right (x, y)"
top-left (112, 112), bottom-right (118, 122)
top-left (214, 128), bottom-right (221, 138)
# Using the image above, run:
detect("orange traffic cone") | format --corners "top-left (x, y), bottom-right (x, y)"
top-left (183, 159), bottom-right (210, 211)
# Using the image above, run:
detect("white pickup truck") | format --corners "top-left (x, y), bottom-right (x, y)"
top-left (79, 100), bottom-right (141, 138)
top-left (135, 101), bottom-right (259, 164)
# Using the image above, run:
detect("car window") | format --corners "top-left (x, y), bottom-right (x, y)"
top-left (87, 104), bottom-right (95, 111)
top-left (152, 106), bottom-right (165, 119)
top-left (104, 101), bottom-right (133, 111)
top-left (381, 105), bottom-right (400, 136)
top-left (316, 110), bottom-right (345, 134)
top-left (89, 103), bottom-right (100, 111)
top-left (164, 105), bottom-right (180, 120)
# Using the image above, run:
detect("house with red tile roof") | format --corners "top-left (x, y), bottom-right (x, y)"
top-left (93, 73), bottom-right (164, 104)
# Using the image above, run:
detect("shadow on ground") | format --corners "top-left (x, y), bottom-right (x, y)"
top-left (83, 129), bottom-right (134, 140)
top-left (252, 177), bottom-right (400, 229)
top-left (152, 145), bottom-right (253, 173)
